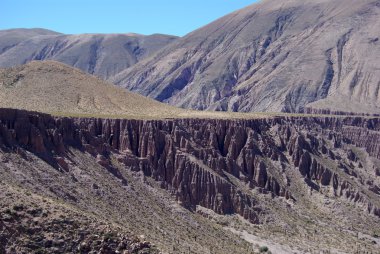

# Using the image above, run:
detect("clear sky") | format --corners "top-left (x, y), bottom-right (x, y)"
top-left (1, 0), bottom-right (258, 36)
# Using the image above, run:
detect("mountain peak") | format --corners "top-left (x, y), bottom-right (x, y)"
top-left (113, 0), bottom-right (380, 114)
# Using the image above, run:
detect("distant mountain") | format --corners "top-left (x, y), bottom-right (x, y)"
top-left (0, 29), bottom-right (177, 79)
top-left (0, 28), bottom-right (61, 54)
top-left (113, 0), bottom-right (380, 114)
top-left (0, 60), bottom-right (183, 117)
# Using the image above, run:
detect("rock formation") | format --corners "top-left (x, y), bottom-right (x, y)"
top-left (1, 108), bottom-right (379, 223)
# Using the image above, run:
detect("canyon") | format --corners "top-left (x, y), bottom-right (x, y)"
top-left (1, 108), bottom-right (379, 253)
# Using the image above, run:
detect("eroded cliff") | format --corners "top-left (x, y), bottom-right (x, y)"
top-left (1, 109), bottom-right (379, 224)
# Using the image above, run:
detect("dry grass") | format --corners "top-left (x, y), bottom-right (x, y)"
top-left (0, 60), bottom-right (183, 118)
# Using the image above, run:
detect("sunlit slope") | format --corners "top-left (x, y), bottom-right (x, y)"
top-left (0, 60), bottom-right (186, 118)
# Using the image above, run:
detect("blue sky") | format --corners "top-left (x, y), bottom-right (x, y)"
top-left (1, 0), bottom-right (258, 36)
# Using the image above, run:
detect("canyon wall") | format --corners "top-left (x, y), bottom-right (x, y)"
top-left (0, 108), bottom-right (379, 222)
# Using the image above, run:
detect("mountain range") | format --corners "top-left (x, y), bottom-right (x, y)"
top-left (1, 0), bottom-right (379, 114)
top-left (0, 28), bottom-right (177, 79)
top-left (113, 0), bottom-right (380, 114)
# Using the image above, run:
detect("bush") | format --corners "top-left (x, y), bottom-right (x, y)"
top-left (259, 246), bottom-right (269, 253)
top-left (13, 204), bottom-right (25, 211)
top-left (103, 232), bottom-right (117, 242)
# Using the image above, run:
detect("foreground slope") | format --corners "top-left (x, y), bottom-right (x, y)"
top-left (0, 183), bottom-right (159, 254)
top-left (0, 29), bottom-right (177, 79)
top-left (114, 0), bottom-right (380, 114)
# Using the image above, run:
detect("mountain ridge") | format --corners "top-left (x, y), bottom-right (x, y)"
top-left (0, 28), bottom-right (178, 79)
top-left (113, 0), bottom-right (380, 114)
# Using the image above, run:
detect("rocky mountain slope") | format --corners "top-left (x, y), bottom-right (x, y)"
top-left (0, 29), bottom-right (177, 79)
top-left (113, 0), bottom-right (380, 114)
top-left (1, 108), bottom-right (379, 253)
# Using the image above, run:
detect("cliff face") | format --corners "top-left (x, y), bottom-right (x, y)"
top-left (1, 108), bottom-right (380, 222)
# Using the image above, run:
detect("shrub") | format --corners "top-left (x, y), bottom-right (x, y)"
top-left (13, 204), bottom-right (25, 211)
top-left (259, 246), bottom-right (269, 253)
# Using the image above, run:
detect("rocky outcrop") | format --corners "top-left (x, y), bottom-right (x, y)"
top-left (0, 108), bottom-right (380, 222)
